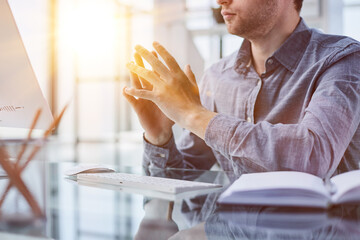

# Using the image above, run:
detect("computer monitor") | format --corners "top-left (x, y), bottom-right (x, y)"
top-left (0, 0), bottom-right (53, 130)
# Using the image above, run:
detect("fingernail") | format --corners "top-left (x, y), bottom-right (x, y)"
top-left (153, 41), bottom-right (159, 46)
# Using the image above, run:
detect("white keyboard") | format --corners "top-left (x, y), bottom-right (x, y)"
top-left (77, 172), bottom-right (222, 194)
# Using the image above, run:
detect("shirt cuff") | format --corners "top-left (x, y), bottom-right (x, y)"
top-left (204, 114), bottom-right (248, 157)
top-left (143, 134), bottom-right (176, 168)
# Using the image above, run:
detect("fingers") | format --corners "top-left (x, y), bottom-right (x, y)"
top-left (129, 69), bottom-right (143, 89)
top-left (126, 62), bottom-right (162, 86)
top-left (151, 50), bottom-right (158, 58)
top-left (184, 64), bottom-right (196, 86)
top-left (184, 64), bottom-right (200, 96)
top-left (152, 42), bottom-right (182, 73)
top-left (122, 87), bottom-right (138, 107)
top-left (130, 55), bottom-right (142, 88)
top-left (134, 53), bottom-right (152, 90)
top-left (135, 45), bottom-right (172, 80)
top-left (151, 51), bottom-right (161, 78)
top-left (124, 87), bottom-right (154, 101)
top-left (134, 52), bottom-right (144, 67)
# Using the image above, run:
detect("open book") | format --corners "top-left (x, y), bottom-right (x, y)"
top-left (217, 170), bottom-right (360, 208)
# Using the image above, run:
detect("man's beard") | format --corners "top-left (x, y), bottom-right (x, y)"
top-left (228, 1), bottom-right (279, 39)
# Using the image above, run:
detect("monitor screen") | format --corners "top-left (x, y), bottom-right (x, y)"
top-left (0, 0), bottom-right (53, 130)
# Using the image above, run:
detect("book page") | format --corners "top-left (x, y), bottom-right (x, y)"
top-left (220, 171), bottom-right (329, 200)
top-left (330, 169), bottom-right (360, 203)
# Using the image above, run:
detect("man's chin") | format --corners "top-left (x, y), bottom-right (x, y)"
top-left (225, 25), bottom-right (236, 35)
top-left (226, 25), bottom-right (242, 37)
top-left (225, 24), bottom-right (252, 38)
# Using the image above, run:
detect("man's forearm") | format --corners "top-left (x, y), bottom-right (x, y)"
top-left (182, 106), bottom-right (217, 140)
top-left (144, 130), bottom-right (173, 146)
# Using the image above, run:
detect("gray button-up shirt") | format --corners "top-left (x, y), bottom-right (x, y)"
top-left (143, 19), bottom-right (360, 178)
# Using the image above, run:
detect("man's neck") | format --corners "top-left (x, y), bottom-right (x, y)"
top-left (250, 15), bottom-right (300, 76)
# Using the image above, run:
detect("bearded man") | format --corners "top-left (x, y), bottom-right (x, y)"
top-left (124, 0), bottom-right (360, 178)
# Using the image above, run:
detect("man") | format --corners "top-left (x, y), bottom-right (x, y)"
top-left (123, 0), bottom-right (360, 178)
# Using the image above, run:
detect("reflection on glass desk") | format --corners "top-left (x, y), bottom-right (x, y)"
top-left (1, 161), bottom-right (360, 240)
top-left (74, 178), bottom-right (223, 202)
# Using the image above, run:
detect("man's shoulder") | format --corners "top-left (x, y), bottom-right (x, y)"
top-left (311, 29), bottom-right (359, 47)
top-left (308, 29), bottom-right (360, 60)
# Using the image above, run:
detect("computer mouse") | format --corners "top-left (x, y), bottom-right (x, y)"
top-left (64, 164), bottom-right (115, 176)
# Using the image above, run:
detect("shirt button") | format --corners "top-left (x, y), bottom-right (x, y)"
top-left (268, 58), bottom-right (274, 65)
top-left (246, 117), bottom-right (252, 123)
top-left (156, 153), bottom-right (166, 158)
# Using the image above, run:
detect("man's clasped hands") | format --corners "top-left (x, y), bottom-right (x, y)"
top-left (123, 42), bottom-right (217, 146)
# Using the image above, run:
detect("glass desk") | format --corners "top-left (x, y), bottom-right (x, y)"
top-left (1, 161), bottom-right (360, 240)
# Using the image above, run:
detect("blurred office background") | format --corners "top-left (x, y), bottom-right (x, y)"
top-left (1, 1), bottom-right (360, 239)
top-left (3, 0), bottom-right (360, 165)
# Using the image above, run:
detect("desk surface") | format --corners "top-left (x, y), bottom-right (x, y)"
top-left (1, 161), bottom-right (360, 240)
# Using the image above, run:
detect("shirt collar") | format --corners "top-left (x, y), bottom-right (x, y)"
top-left (232, 18), bottom-right (311, 73)
top-left (232, 39), bottom-right (252, 74)
top-left (272, 18), bottom-right (311, 72)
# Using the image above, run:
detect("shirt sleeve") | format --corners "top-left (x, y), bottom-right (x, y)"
top-left (204, 51), bottom-right (360, 178)
top-left (143, 129), bottom-right (217, 170)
